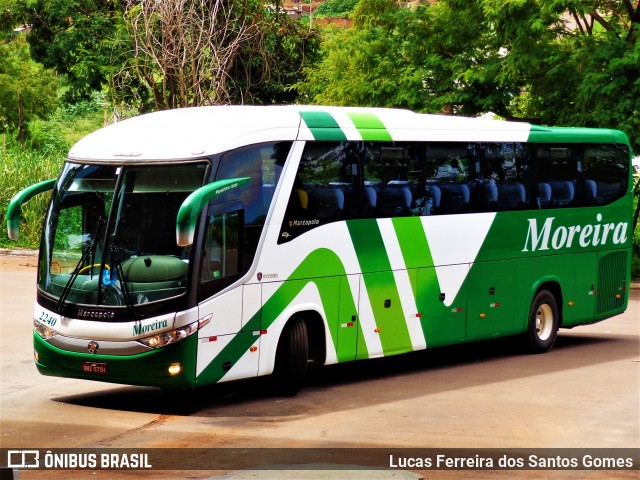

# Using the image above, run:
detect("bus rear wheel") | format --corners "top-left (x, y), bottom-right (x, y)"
top-left (272, 317), bottom-right (308, 396)
top-left (526, 290), bottom-right (559, 353)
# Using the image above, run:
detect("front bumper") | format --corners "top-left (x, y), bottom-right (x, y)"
top-left (33, 333), bottom-right (198, 388)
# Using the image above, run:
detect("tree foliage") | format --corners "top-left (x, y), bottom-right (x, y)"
top-left (0, 36), bottom-right (58, 142)
top-left (480, 0), bottom-right (640, 148)
top-left (316, 0), bottom-right (359, 18)
top-left (117, 0), bottom-right (262, 109)
top-left (23, 0), bottom-right (122, 103)
top-left (115, 0), bottom-right (318, 110)
top-left (229, 9), bottom-right (321, 106)
top-left (7, 0), bottom-right (640, 151)
top-left (298, 0), bottom-right (423, 107)
top-left (18, 0), bottom-right (318, 111)
top-left (298, 0), bottom-right (640, 151)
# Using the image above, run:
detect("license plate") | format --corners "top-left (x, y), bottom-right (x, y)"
top-left (82, 361), bottom-right (109, 375)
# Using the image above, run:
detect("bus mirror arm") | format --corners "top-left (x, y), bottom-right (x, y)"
top-left (176, 177), bottom-right (251, 247)
top-left (6, 179), bottom-right (56, 241)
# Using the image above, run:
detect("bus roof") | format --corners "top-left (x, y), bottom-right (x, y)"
top-left (68, 106), bottom-right (629, 162)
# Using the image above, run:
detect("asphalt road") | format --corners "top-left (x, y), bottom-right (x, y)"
top-left (1, 250), bottom-right (638, 480)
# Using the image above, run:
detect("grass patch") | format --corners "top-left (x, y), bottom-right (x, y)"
top-left (0, 147), bottom-right (65, 248)
top-left (1, 100), bottom-right (105, 248)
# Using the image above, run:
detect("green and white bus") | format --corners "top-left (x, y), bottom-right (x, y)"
top-left (7, 106), bottom-right (633, 394)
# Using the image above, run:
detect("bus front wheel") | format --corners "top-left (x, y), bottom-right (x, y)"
top-left (526, 290), bottom-right (559, 353)
top-left (272, 317), bottom-right (308, 396)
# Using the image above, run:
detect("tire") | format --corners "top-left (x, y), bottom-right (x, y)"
top-left (272, 318), bottom-right (309, 396)
top-left (526, 290), bottom-right (559, 353)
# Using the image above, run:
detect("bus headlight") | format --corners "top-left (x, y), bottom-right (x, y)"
top-left (138, 320), bottom-right (199, 349)
top-left (34, 320), bottom-right (58, 339)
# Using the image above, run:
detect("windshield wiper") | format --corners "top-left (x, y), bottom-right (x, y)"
top-left (55, 217), bottom-right (104, 313)
top-left (102, 244), bottom-right (138, 316)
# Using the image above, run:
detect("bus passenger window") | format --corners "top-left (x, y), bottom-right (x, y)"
top-left (279, 142), bottom-right (357, 243)
top-left (424, 143), bottom-right (475, 215)
top-left (363, 142), bottom-right (415, 218)
top-left (362, 142), bottom-right (425, 217)
top-left (534, 145), bottom-right (578, 208)
top-left (582, 144), bottom-right (629, 205)
top-left (481, 143), bottom-right (529, 211)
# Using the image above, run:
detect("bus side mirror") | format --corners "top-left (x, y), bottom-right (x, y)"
top-left (6, 179), bottom-right (56, 240)
top-left (176, 177), bottom-right (250, 247)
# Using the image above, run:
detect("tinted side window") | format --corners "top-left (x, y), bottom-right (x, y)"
top-left (424, 143), bottom-right (479, 214)
top-left (482, 143), bottom-right (531, 211)
top-left (363, 142), bottom-right (420, 217)
top-left (275, 140), bottom-right (628, 245)
top-left (533, 143), bottom-right (629, 207)
top-left (215, 141), bottom-right (292, 268)
top-left (279, 142), bottom-right (358, 243)
top-left (582, 144), bottom-right (629, 205)
top-left (534, 145), bottom-right (579, 208)
top-left (201, 209), bottom-right (242, 283)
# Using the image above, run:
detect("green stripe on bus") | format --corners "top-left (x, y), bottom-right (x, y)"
top-left (392, 218), bottom-right (434, 269)
top-left (527, 125), bottom-right (624, 144)
top-left (391, 217), bottom-right (434, 298)
top-left (299, 111), bottom-right (348, 141)
top-left (347, 112), bottom-right (393, 141)
top-left (197, 248), bottom-right (365, 384)
top-left (347, 221), bottom-right (412, 355)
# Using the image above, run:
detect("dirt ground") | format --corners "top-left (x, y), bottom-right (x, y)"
top-left (1, 248), bottom-right (638, 480)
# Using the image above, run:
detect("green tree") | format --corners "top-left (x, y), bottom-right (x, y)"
top-left (560, 3), bottom-right (640, 151)
top-left (22, 0), bottom-right (123, 103)
top-left (297, 0), bottom-right (517, 114)
top-left (229, 9), bottom-right (320, 105)
top-left (298, 0), bottom-right (640, 151)
top-left (117, 0), bottom-right (319, 109)
top-left (0, 0), bottom-right (25, 41)
top-left (297, 0), bottom-right (425, 107)
top-left (20, 0), bottom-right (317, 110)
top-left (0, 36), bottom-right (58, 143)
top-left (316, 0), bottom-right (359, 18)
top-left (480, 0), bottom-right (640, 150)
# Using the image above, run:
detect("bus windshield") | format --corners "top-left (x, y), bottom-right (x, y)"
top-left (39, 161), bottom-right (208, 308)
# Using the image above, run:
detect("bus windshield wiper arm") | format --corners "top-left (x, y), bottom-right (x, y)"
top-left (107, 245), bottom-right (138, 316)
top-left (55, 217), bottom-right (104, 313)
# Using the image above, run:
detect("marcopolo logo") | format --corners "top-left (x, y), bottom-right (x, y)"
top-left (522, 214), bottom-right (628, 253)
top-left (77, 309), bottom-right (115, 319)
top-left (215, 181), bottom-right (240, 196)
